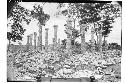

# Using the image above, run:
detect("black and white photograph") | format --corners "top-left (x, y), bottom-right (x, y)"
top-left (7, 0), bottom-right (122, 82)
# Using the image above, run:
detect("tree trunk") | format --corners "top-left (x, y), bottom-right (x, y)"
top-left (39, 24), bottom-right (42, 51)
top-left (96, 32), bottom-right (99, 52)
top-left (34, 32), bottom-right (37, 50)
top-left (91, 24), bottom-right (95, 53)
top-left (80, 24), bottom-right (86, 54)
top-left (104, 36), bottom-right (106, 42)
top-left (98, 24), bottom-right (102, 53)
top-left (72, 18), bottom-right (76, 51)
top-left (45, 28), bottom-right (49, 52)
top-left (66, 34), bottom-right (72, 54)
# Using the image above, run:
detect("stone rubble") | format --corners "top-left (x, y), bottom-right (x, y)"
top-left (7, 50), bottom-right (121, 82)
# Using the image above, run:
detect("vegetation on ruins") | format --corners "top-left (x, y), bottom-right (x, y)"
top-left (56, 3), bottom-right (121, 53)
top-left (7, 3), bottom-right (50, 51)
top-left (7, 2), bottom-right (121, 82)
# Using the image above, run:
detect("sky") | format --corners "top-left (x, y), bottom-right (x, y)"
top-left (7, 2), bottom-right (122, 45)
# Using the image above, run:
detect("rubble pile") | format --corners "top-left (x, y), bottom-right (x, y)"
top-left (7, 50), bottom-right (121, 82)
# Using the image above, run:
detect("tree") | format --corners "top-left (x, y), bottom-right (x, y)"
top-left (77, 3), bottom-right (121, 53)
top-left (57, 3), bottom-right (121, 53)
top-left (57, 3), bottom-right (81, 49)
top-left (7, 3), bottom-right (30, 51)
top-left (7, 3), bottom-right (50, 51)
top-left (31, 5), bottom-right (50, 26)
top-left (30, 5), bottom-right (50, 51)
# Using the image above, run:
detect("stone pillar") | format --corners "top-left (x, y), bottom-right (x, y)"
top-left (37, 36), bottom-right (40, 51)
top-left (29, 34), bottom-right (33, 46)
top-left (45, 28), bottom-right (49, 52)
top-left (39, 24), bottom-right (42, 51)
top-left (26, 35), bottom-right (30, 51)
top-left (53, 25), bottom-right (58, 50)
top-left (34, 32), bottom-right (37, 50)
top-left (80, 24), bottom-right (86, 54)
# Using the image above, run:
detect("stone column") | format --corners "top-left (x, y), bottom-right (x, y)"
top-left (37, 36), bottom-right (40, 51)
top-left (29, 34), bottom-right (33, 46)
top-left (53, 25), bottom-right (58, 50)
top-left (80, 24), bottom-right (86, 54)
top-left (34, 32), bottom-right (37, 50)
top-left (39, 24), bottom-right (42, 51)
top-left (45, 28), bottom-right (49, 52)
top-left (26, 35), bottom-right (30, 51)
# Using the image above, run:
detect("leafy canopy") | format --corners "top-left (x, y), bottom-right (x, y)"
top-left (7, 3), bottom-right (50, 42)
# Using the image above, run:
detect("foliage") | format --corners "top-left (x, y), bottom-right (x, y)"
top-left (7, 4), bottom-right (31, 42)
top-left (57, 3), bottom-right (121, 40)
top-left (78, 3), bottom-right (121, 24)
top-left (77, 3), bottom-right (121, 37)
top-left (7, 32), bottom-right (23, 42)
top-left (30, 5), bottom-right (50, 26)
top-left (71, 28), bottom-right (80, 39)
top-left (7, 4), bottom-right (50, 42)
top-left (108, 43), bottom-right (121, 50)
top-left (61, 39), bottom-right (67, 49)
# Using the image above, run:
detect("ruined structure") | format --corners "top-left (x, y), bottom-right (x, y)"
top-left (26, 35), bottom-right (30, 51)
